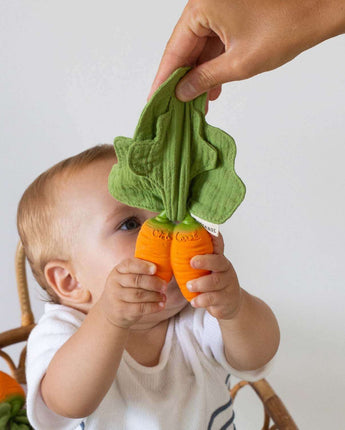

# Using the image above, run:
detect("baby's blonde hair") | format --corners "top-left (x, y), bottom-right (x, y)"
top-left (17, 144), bottom-right (116, 303)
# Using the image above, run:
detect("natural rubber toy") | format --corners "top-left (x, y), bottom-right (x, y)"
top-left (0, 370), bottom-right (33, 429)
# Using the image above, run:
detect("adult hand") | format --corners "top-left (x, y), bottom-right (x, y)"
top-left (149, 0), bottom-right (345, 102)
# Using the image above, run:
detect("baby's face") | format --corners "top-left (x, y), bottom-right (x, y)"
top-left (59, 158), bottom-right (186, 324)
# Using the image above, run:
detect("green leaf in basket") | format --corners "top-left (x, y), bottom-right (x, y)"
top-left (0, 402), bottom-right (11, 429)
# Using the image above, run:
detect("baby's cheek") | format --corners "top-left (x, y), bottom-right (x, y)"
top-left (116, 235), bottom-right (138, 258)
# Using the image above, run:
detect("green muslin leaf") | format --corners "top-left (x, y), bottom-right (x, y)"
top-left (0, 401), bottom-right (33, 430)
top-left (14, 416), bottom-right (30, 425)
top-left (9, 399), bottom-right (24, 418)
top-left (108, 67), bottom-right (245, 223)
top-left (0, 402), bottom-right (11, 428)
top-left (188, 122), bottom-right (246, 223)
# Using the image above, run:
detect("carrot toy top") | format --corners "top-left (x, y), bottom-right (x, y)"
top-left (108, 67), bottom-right (245, 225)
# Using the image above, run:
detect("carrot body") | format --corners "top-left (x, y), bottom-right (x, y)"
top-left (135, 212), bottom-right (174, 283)
top-left (171, 214), bottom-right (213, 301)
top-left (0, 370), bottom-right (25, 404)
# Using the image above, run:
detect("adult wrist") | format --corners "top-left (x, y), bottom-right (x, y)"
top-left (294, 0), bottom-right (345, 50)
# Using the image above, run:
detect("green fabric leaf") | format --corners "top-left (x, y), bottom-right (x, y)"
top-left (108, 67), bottom-right (245, 223)
top-left (0, 402), bottom-right (32, 430)
top-left (13, 415), bottom-right (29, 424)
top-left (9, 399), bottom-right (24, 419)
top-left (0, 403), bottom-right (11, 428)
top-left (188, 122), bottom-right (246, 223)
top-left (10, 423), bottom-right (30, 430)
top-left (12, 411), bottom-right (26, 418)
top-left (109, 136), bottom-right (165, 215)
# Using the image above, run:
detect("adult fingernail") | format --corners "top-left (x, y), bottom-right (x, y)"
top-left (149, 264), bottom-right (156, 274)
top-left (176, 80), bottom-right (197, 101)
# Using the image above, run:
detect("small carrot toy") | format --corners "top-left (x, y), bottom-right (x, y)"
top-left (171, 213), bottom-right (213, 301)
top-left (0, 370), bottom-right (32, 429)
top-left (0, 370), bottom-right (25, 409)
top-left (135, 211), bottom-right (174, 283)
top-left (110, 68), bottom-right (246, 302)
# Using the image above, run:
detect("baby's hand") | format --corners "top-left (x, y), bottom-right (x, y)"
top-left (99, 258), bottom-right (167, 329)
top-left (186, 233), bottom-right (242, 320)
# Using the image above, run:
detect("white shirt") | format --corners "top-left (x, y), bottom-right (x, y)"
top-left (26, 303), bottom-right (273, 429)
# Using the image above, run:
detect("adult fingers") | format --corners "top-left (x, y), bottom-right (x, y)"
top-left (148, 9), bottom-right (212, 100)
top-left (198, 37), bottom-right (224, 105)
top-left (208, 85), bottom-right (222, 101)
top-left (202, 85), bottom-right (222, 115)
top-left (204, 85), bottom-right (222, 115)
top-left (148, 38), bottom-right (202, 101)
top-left (149, 34), bottom-right (224, 103)
top-left (175, 51), bottom-right (237, 102)
top-left (196, 34), bottom-right (225, 68)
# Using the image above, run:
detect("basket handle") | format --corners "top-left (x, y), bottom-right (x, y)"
top-left (15, 241), bottom-right (34, 327)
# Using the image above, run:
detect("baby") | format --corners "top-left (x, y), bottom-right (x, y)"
top-left (18, 144), bottom-right (280, 430)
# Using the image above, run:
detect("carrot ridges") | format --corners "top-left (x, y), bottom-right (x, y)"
top-left (135, 212), bottom-right (214, 302)
top-left (135, 211), bottom-right (174, 283)
top-left (171, 214), bottom-right (213, 301)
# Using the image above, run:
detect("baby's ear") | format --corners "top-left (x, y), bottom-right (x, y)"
top-left (44, 260), bottom-right (91, 305)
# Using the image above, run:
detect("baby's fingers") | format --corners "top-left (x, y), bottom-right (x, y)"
top-left (116, 257), bottom-right (156, 276)
top-left (119, 272), bottom-right (166, 293)
top-left (119, 286), bottom-right (166, 306)
top-left (127, 301), bottom-right (166, 321)
top-left (190, 253), bottom-right (231, 273)
top-left (186, 272), bottom-right (226, 294)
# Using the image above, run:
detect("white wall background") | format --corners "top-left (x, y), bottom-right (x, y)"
top-left (1, 1), bottom-right (344, 429)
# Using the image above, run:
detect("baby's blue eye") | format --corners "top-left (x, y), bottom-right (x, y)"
top-left (119, 217), bottom-right (141, 231)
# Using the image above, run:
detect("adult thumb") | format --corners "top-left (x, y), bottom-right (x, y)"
top-left (175, 52), bottom-right (233, 102)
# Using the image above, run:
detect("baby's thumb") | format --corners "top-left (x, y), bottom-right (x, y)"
top-left (175, 53), bottom-right (233, 102)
